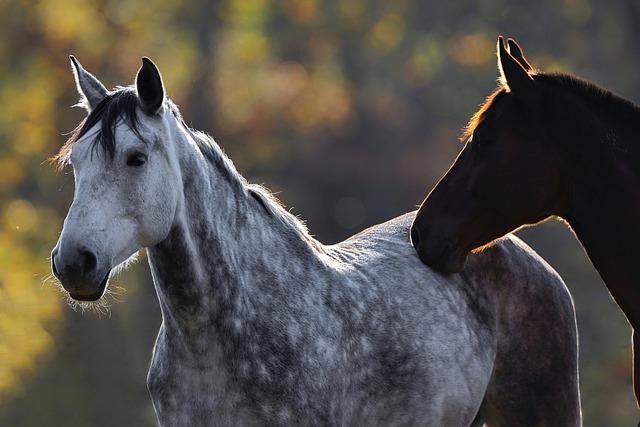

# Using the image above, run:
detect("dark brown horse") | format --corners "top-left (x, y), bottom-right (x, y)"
top-left (411, 36), bottom-right (640, 410)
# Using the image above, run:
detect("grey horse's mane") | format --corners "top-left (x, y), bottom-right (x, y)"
top-left (186, 125), bottom-right (311, 239)
top-left (54, 86), bottom-right (310, 240)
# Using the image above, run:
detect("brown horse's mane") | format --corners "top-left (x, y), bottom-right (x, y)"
top-left (538, 72), bottom-right (640, 116)
top-left (460, 88), bottom-right (506, 141)
top-left (461, 72), bottom-right (640, 142)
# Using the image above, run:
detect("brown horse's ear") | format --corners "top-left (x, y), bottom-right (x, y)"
top-left (497, 36), bottom-right (534, 96)
top-left (506, 38), bottom-right (533, 72)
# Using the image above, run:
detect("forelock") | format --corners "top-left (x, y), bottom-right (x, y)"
top-left (52, 87), bottom-right (147, 169)
top-left (460, 88), bottom-right (507, 141)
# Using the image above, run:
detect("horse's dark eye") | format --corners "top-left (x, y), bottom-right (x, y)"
top-left (126, 152), bottom-right (147, 167)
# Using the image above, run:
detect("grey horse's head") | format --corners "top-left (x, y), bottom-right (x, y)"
top-left (51, 57), bottom-right (183, 301)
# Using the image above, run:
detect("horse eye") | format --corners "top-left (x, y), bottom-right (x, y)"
top-left (126, 152), bottom-right (147, 167)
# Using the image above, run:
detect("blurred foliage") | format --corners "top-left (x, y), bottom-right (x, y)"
top-left (0, 200), bottom-right (60, 401)
top-left (1, 0), bottom-right (640, 425)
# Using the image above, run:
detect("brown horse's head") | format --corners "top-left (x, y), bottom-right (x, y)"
top-left (411, 37), bottom-right (568, 274)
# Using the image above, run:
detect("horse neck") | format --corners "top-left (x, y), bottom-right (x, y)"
top-left (146, 131), bottom-right (322, 342)
top-left (563, 107), bottom-right (640, 327)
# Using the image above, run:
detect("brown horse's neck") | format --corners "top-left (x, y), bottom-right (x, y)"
top-left (568, 157), bottom-right (640, 405)
top-left (564, 119), bottom-right (640, 327)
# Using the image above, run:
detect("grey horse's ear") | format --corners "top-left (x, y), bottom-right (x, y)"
top-left (506, 38), bottom-right (533, 72)
top-left (69, 55), bottom-right (108, 111)
top-left (135, 57), bottom-right (165, 115)
top-left (497, 36), bottom-right (534, 96)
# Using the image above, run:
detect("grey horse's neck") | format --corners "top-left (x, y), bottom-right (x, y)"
top-left (146, 130), bottom-right (323, 349)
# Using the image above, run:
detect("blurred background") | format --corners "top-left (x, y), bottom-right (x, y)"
top-left (0, 0), bottom-right (638, 425)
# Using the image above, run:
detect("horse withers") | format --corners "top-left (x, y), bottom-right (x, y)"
top-left (50, 55), bottom-right (581, 425)
top-left (411, 36), bottom-right (640, 412)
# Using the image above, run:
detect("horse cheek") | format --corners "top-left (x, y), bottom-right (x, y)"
top-left (143, 171), bottom-right (178, 246)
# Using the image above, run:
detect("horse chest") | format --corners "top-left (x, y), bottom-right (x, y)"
top-left (148, 327), bottom-right (257, 426)
top-left (147, 320), bottom-right (348, 425)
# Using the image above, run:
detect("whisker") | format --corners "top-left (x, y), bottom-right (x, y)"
top-left (43, 257), bottom-right (126, 317)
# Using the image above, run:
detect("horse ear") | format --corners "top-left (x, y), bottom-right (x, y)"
top-left (69, 55), bottom-right (108, 112)
top-left (497, 36), bottom-right (534, 96)
top-left (135, 57), bottom-right (165, 115)
top-left (507, 38), bottom-right (533, 71)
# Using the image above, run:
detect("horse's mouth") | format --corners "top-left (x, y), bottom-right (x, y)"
top-left (68, 270), bottom-right (111, 301)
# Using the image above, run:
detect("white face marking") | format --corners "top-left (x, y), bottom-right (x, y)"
top-left (55, 113), bottom-right (181, 286)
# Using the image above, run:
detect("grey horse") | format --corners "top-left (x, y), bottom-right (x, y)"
top-left (50, 57), bottom-right (581, 426)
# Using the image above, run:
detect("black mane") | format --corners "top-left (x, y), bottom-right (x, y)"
top-left (73, 87), bottom-right (145, 159)
top-left (55, 87), bottom-right (174, 166)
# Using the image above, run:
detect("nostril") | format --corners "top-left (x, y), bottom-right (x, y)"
top-left (78, 248), bottom-right (97, 274)
top-left (410, 226), bottom-right (421, 248)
